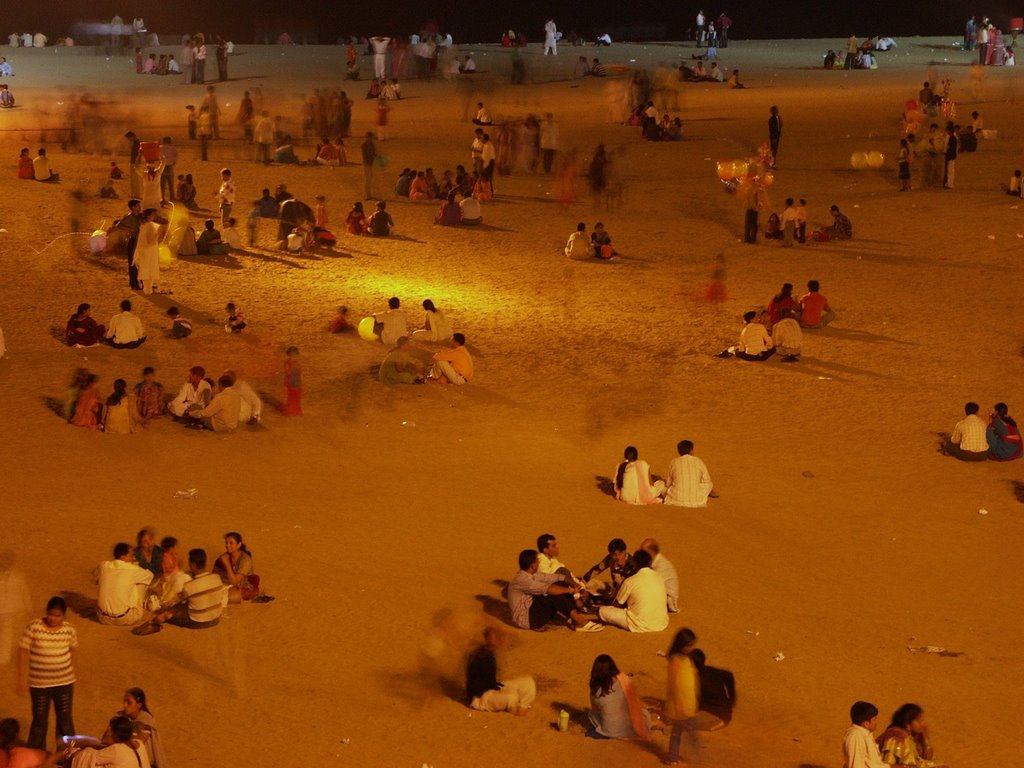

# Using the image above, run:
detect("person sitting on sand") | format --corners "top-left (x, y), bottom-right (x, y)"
top-left (472, 101), bottom-right (492, 125)
top-left (133, 366), bottom-right (163, 421)
top-left (16, 148), bottom-right (33, 178)
top-left (225, 302), bottom-right (246, 332)
top-left (411, 299), bottom-right (453, 342)
top-left (597, 549), bottom-right (669, 633)
top-left (0, 84), bottom-right (15, 109)
top-left (877, 703), bottom-right (944, 768)
top-left (409, 171), bottom-right (432, 201)
top-left (105, 299), bottom-right (146, 349)
top-left (987, 402), bottom-right (1022, 461)
top-left (187, 374), bottom-right (241, 432)
top-left (766, 283), bottom-right (796, 328)
top-left (345, 202), bottom-right (367, 234)
top-left (613, 446), bottom-right (664, 505)
top-left (0, 719), bottom-right (48, 768)
top-left (329, 306), bottom-right (351, 333)
top-left (565, 222), bottom-right (591, 259)
top-left (379, 337), bottom-right (424, 384)
top-left (429, 332), bottom-right (473, 384)
top-left (581, 538), bottom-right (637, 602)
top-left (146, 548), bottom-right (225, 631)
top-left (214, 532), bottom-right (259, 602)
top-left (103, 379), bottom-right (138, 434)
top-left (823, 204), bottom-right (853, 239)
top-left (946, 402), bottom-right (989, 461)
top-left (459, 193), bottom-right (483, 225)
top-left (374, 296), bottom-right (408, 346)
top-left (366, 201), bottom-right (394, 236)
top-left (664, 440), bottom-right (715, 508)
top-left (166, 306), bottom-right (193, 338)
top-left (32, 147), bottom-right (58, 182)
top-left (196, 219), bottom-right (230, 254)
top-left (709, 61), bottom-right (724, 81)
top-left (799, 280), bottom-right (835, 328)
top-left (176, 174), bottom-right (197, 208)
top-left (70, 372), bottom-right (103, 429)
top-left (843, 701), bottom-right (887, 768)
top-left (591, 221), bottom-right (615, 259)
top-left (97, 542), bottom-right (154, 626)
top-left (73, 716), bottom-right (149, 767)
top-left (65, 303), bottom-right (106, 347)
top-left (434, 191), bottom-right (462, 226)
top-left (508, 549), bottom-right (600, 631)
top-left (168, 366), bottom-right (212, 418)
top-left (727, 69), bottom-right (744, 88)
top-left (772, 308), bottom-right (802, 362)
top-left (466, 627), bottom-right (537, 714)
top-left (640, 538), bottom-right (680, 613)
top-left (733, 310), bottom-right (775, 361)
top-left (587, 654), bottom-right (652, 739)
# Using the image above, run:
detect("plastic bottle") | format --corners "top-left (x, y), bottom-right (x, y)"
top-left (558, 709), bottom-right (569, 732)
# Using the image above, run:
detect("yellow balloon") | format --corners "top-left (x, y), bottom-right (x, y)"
top-left (850, 151), bottom-right (868, 170)
top-left (867, 151), bottom-right (885, 169)
top-left (358, 316), bottom-right (380, 342)
top-left (716, 161), bottom-right (732, 180)
top-left (158, 245), bottom-right (173, 266)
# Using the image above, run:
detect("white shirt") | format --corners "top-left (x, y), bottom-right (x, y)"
top-left (843, 724), bottom-right (887, 768)
top-left (613, 568), bottom-right (668, 633)
top-left (234, 379), bottom-right (263, 422)
top-left (169, 379), bottom-right (213, 417)
top-left (375, 308), bottom-right (408, 346)
top-left (460, 196), bottom-right (482, 221)
top-left (89, 742), bottom-right (152, 768)
top-left (650, 553), bottom-right (679, 611)
top-left (772, 317), bottom-right (802, 350)
top-left (537, 552), bottom-right (568, 575)
top-left (481, 142), bottom-right (496, 163)
top-left (218, 179), bottom-right (236, 206)
top-left (106, 311), bottom-right (145, 344)
top-left (545, 21), bottom-right (557, 40)
top-left (664, 454), bottom-right (713, 508)
top-left (952, 413), bottom-right (988, 452)
top-left (370, 37), bottom-right (390, 55)
top-left (697, 13), bottom-right (705, 26)
top-left (97, 560), bottom-right (153, 618)
top-left (476, 107), bottom-right (492, 123)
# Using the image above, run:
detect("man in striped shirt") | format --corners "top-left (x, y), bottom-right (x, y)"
top-left (664, 440), bottom-right (715, 508)
top-left (18, 596), bottom-right (78, 748)
top-left (142, 549), bottom-right (225, 632)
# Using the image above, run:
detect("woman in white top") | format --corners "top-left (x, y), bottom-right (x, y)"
top-left (613, 446), bottom-right (664, 505)
top-left (411, 299), bottom-right (453, 342)
top-left (134, 209), bottom-right (161, 295)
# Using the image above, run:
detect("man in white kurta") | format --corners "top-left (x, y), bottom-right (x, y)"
top-left (598, 551), bottom-right (668, 633)
top-left (544, 20), bottom-right (558, 55)
top-left (370, 37), bottom-right (390, 79)
top-left (664, 440), bottom-right (714, 508)
top-left (168, 367), bottom-right (213, 417)
top-left (641, 538), bottom-right (679, 613)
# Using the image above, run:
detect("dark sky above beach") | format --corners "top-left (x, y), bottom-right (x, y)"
top-left (1, 2), bottom-right (1014, 44)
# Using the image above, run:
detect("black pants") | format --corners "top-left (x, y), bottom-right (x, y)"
top-left (844, 52), bottom-right (855, 69)
top-left (528, 593), bottom-right (575, 629)
top-left (127, 235), bottom-right (140, 289)
top-left (738, 348), bottom-right (775, 361)
top-left (744, 209), bottom-right (759, 243)
top-left (542, 148), bottom-right (555, 173)
top-left (769, 138), bottom-right (779, 164)
top-left (29, 684), bottom-right (75, 750)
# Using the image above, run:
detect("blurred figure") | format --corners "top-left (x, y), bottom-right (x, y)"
top-left (0, 551), bottom-right (31, 665)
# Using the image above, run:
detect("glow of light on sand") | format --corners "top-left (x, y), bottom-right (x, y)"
top-left (336, 272), bottom-right (517, 314)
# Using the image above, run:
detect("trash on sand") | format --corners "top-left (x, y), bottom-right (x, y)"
top-left (906, 637), bottom-right (965, 657)
top-left (978, 508), bottom-right (989, 515)
top-left (773, 652), bottom-right (786, 662)
top-left (173, 488), bottom-right (198, 499)
top-left (746, 630), bottom-right (760, 636)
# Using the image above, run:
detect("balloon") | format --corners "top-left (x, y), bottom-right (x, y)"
top-left (716, 161), bottom-right (732, 181)
top-left (850, 151), bottom-right (868, 170)
top-left (158, 245), bottom-right (173, 266)
top-left (733, 160), bottom-right (749, 178)
top-left (867, 151), bottom-right (885, 169)
top-left (358, 316), bottom-right (380, 342)
top-left (88, 232), bottom-right (106, 254)
top-left (762, 171), bottom-right (775, 187)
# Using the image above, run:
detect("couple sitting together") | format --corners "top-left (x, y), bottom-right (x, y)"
top-left (612, 440), bottom-right (715, 507)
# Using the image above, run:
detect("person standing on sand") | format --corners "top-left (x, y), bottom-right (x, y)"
top-left (466, 627), bottom-right (536, 714)
top-left (742, 175), bottom-right (765, 244)
top-left (370, 36), bottom-right (390, 79)
top-left (696, 10), bottom-right (706, 44)
top-left (361, 132), bottom-right (377, 199)
top-left (544, 19), bottom-right (558, 55)
top-left (768, 106), bottom-right (782, 168)
top-left (18, 596), bottom-right (78, 749)
top-left (716, 12), bottom-right (731, 47)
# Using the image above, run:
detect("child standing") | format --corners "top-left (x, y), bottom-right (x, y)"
top-left (133, 366), bottom-right (164, 420)
top-left (225, 302), bottom-right (247, 333)
top-left (897, 138), bottom-right (911, 192)
top-left (282, 346), bottom-right (303, 416)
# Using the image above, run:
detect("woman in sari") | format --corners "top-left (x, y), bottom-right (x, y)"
top-left (613, 446), bottom-right (665, 505)
top-left (65, 303), bottom-right (106, 347)
top-left (214, 532), bottom-right (258, 602)
top-left (70, 374), bottom-right (102, 430)
top-left (111, 688), bottom-right (166, 768)
top-left (987, 402), bottom-right (1022, 461)
top-left (587, 654), bottom-right (651, 740)
top-left (877, 703), bottom-right (945, 766)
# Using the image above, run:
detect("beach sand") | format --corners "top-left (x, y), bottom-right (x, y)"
top-left (0, 36), bottom-right (1021, 767)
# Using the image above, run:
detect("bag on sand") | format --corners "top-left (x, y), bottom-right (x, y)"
top-left (178, 226), bottom-right (198, 256)
top-left (699, 665), bottom-right (736, 724)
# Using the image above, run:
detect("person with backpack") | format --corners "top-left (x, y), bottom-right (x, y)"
top-left (664, 627), bottom-right (734, 765)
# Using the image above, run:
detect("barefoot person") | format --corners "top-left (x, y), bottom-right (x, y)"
top-left (465, 627), bottom-right (536, 714)
top-left (429, 333), bottom-right (473, 384)
top-left (508, 549), bottom-right (601, 632)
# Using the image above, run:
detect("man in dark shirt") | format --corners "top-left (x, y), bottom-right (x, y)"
top-left (366, 201), bottom-right (394, 236)
top-left (768, 106), bottom-right (782, 168)
top-left (465, 627), bottom-right (536, 714)
top-left (362, 132), bottom-right (377, 199)
top-left (582, 538), bottom-right (637, 603)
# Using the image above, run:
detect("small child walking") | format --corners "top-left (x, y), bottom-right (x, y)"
top-left (282, 346), bottom-right (303, 416)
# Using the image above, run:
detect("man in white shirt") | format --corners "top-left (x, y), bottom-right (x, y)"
top-left (565, 222), bottom-right (591, 259)
top-left (218, 167), bottom-right (235, 227)
top-left (168, 366), bottom-right (213, 418)
top-left (536, 534), bottom-right (585, 584)
top-left (544, 19), bottom-right (558, 55)
top-left (472, 102), bottom-right (492, 125)
top-left (97, 543), bottom-right (154, 626)
top-left (772, 308), bottom-right (802, 362)
top-left (734, 311), bottom-right (774, 360)
top-left (947, 401), bottom-right (989, 461)
top-left (598, 549), bottom-right (668, 632)
top-left (105, 299), bottom-right (147, 349)
top-left (664, 440), bottom-right (714, 508)
top-left (459, 194), bottom-right (482, 224)
top-left (369, 36), bottom-right (390, 79)
top-left (375, 296), bottom-right (408, 346)
top-left (188, 374), bottom-right (241, 432)
top-left (640, 538), bottom-right (679, 613)
top-left (696, 11), bottom-right (706, 44)
top-left (461, 54), bottom-right (476, 72)
top-left (226, 372), bottom-right (262, 423)
top-left (843, 701), bottom-right (888, 768)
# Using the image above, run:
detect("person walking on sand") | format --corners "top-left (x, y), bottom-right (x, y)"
top-left (466, 627), bottom-right (536, 714)
top-left (361, 132), bottom-right (377, 199)
top-left (768, 106), bottom-right (782, 168)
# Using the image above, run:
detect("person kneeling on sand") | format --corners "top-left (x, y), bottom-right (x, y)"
top-left (429, 332), bottom-right (473, 384)
top-left (508, 549), bottom-right (602, 632)
top-left (466, 627), bottom-right (537, 715)
top-left (597, 549), bottom-right (669, 633)
top-left (945, 402), bottom-right (989, 461)
top-left (772, 308), bottom-right (802, 362)
top-left (565, 222), bottom-right (591, 259)
top-left (379, 337), bottom-right (425, 384)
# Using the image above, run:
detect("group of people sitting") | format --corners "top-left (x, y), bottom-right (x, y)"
top-left (721, 280), bottom-right (835, 363)
top-left (680, 59), bottom-right (725, 82)
top-left (612, 440), bottom-right (716, 507)
top-left (94, 527), bottom-right (266, 635)
top-left (137, 51), bottom-right (182, 75)
top-left (945, 401), bottom-right (1022, 462)
top-left (371, 296), bottom-right (474, 385)
top-left (364, 77), bottom-right (402, 100)
top-left (394, 164), bottom-right (492, 208)
top-left (507, 534), bottom-right (681, 635)
top-left (633, 102), bottom-right (685, 141)
top-left (63, 363), bottom-right (263, 433)
top-left (564, 221), bottom-right (616, 260)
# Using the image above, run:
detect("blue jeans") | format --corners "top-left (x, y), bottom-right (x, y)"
top-left (668, 717), bottom-right (700, 763)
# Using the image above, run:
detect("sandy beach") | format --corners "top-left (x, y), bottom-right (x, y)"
top-left (0, 36), bottom-right (1022, 767)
